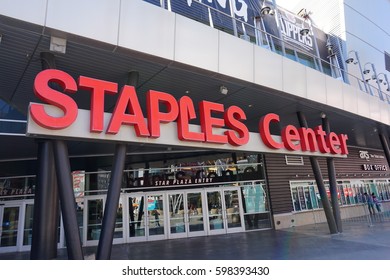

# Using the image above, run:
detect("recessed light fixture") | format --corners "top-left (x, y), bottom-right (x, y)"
top-left (50, 36), bottom-right (67, 54)
top-left (219, 86), bottom-right (228, 95)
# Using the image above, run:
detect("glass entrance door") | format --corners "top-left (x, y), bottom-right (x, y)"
top-left (0, 204), bottom-right (20, 250)
top-left (223, 188), bottom-right (244, 233)
top-left (0, 200), bottom-right (34, 253)
top-left (186, 191), bottom-right (206, 237)
top-left (83, 195), bottom-right (124, 246)
top-left (84, 196), bottom-right (104, 246)
top-left (206, 187), bottom-right (244, 235)
top-left (206, 190), bottom-right (225, 234)
top-left (127, 194), bottom-right (147, 242)
top-left (167, 190), bottom-right (206, 239)
top-left (125, 192), bottom-right (166, 242)
top-left (146, 193), bottom-right (166, 241)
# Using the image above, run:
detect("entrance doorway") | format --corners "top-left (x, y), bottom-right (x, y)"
top-left (83, 195), bottom-right (124, 246)
top-left (166, 190), bottom-right (206, 239)
top-left (0, 200), bottom-right (34, 253)
top-left (206, 187), bottom-right (244, 235)
top-left (125, 192), bottom-right (167, 243)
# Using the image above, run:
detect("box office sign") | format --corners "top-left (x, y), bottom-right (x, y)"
top-left (27, 70), bottom-right (349, 157)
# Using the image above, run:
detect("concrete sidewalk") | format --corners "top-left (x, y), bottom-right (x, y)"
top-left (1, 221), bottom-right (390, 260)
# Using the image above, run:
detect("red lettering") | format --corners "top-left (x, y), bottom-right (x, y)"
top-left (224, 106), bottom-right (249, 146)
top-left (177, 96), bottom-right (205, 142)
top-left (327, 132), bottom-right (341, 154)
top-left (147, 90), bottom-right (179, 138)
top-left (31, 69), bottom-right (78, 129)
top-left (338, 134), bottom-right (349, 155)
top-left (78, 76), bottom-right (117, 133)
top-left (199, 101), bottom-right (227, 144)
top-left (106, 85), bottom-right (149, 136)
top-left (314, 125), bottom-right (330, 153)
top-left (298, 127), bottom-right (319, 152)
top-left (282, 125), bottom-right (301, 151)
top-left (259, 113), bottom-right (283, 149)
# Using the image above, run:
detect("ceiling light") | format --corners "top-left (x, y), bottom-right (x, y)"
top-left (50, 36), bottom-right (67, 54)
top-left (219, 86), bottom-right (228, 95)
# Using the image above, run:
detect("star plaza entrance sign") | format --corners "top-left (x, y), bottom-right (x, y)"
top-left (27, 69), bottom-right (349, 157)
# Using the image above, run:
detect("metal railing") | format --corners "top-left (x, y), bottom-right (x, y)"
top-left (145, 0), bottom-right (390, 104)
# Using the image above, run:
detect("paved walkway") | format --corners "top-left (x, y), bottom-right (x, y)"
top-left (2, 221), bottom-right (390, 260)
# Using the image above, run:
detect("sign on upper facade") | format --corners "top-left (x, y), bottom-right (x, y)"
top-left (26, 70), bottom-right (349, 157)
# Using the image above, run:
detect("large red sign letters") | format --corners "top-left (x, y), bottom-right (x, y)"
top-left (30, 69), bottom-right (349, 155)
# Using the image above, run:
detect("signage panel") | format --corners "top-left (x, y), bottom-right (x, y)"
top-left (26, 70), bottom-right (349, 158)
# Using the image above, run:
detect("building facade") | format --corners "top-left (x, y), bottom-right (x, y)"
top-left (0, 0), bottom-right (390, 258)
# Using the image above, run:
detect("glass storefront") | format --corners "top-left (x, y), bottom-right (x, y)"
top-left (290, 179), bottom-right (390, 212)
top-left (0, 153), bottom-right (273, 253)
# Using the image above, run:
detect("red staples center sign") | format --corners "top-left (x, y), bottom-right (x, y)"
top-left (26, 69), bottom-right (349, 157)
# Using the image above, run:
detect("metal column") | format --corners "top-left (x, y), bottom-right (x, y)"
top-left (96, 144), bottom-right (127, 259)
top-left (322, 117), bottom-right (342, 233)
top-left (30, 140), bottom-right (59, 259)
top-left (96, 71), bottom-right (138, 259)
top-left (379, 133), bottom-right (390, 167)
top-left (297, 112), bottom-right (338, 234)
top-left (53, 140), bottom-right (84, 260)
top-left (30, 52), bottom-right (60, 259)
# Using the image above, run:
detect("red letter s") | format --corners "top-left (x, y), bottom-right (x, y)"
top-left (30, 69), bottom-right (78, 129)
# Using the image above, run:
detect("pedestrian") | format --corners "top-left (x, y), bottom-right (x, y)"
top-left (364, 192), bottom-right (375, 215)
top-left (372, 193), bottom-right (382, 212)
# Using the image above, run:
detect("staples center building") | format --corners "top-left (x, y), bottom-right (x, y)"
top-left (1, 0), bottom-right (390, 258)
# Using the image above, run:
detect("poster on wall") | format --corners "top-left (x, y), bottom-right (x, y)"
top-left (72, 170), bottom-right (85, 198)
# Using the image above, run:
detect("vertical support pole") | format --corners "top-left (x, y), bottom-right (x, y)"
top-left (96, 71), bottom-right (137, 260)
top-left (297, 112), bottom-right (338, 234)
top-left (322, 117), bottom-right (342, 233)
top-left (53, 140), bottom-right (84, 260)
top-left (379, 133), bottom-right (390, 167)
top-left (31, 52), bottom-right (59, 260)
top-left (96, 144), bottom-right (127, 259)
top-left (30, 140), bottom-right (59, 259)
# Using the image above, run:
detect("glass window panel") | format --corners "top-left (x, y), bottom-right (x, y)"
top-left (304, 187), bottom-right (312, 210)
top-left (309, 186), bottom-right (318, 209)
top-left (147, 194), bottom-right (165, 236)
top-left (298, 187), bottom-right (307, 210)
top-left (169, 193), bottom-right (186, 234)
top-left (207, 191), bottom-right (224, 230)
top-left (241, 182), bottom-right (271, 230)
top-left (128, 196), bottom-right (145, 238)
top-left (87, 199), bottom-right (103, 241)
top-left (1, 207), bottom-right (19, 247)
top-left (23, 204), bottom-right (34, 246)
top-left (291, 188), bottom-right (300, 211)
top-left (187, 192), bottom-right (204, 233)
